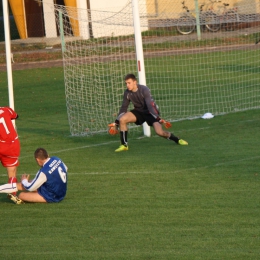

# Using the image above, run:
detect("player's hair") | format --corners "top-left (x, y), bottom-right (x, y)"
top-left (34, 148), bottom-right (49, 160)
top-left (124, 74), bottom-right (137, 81)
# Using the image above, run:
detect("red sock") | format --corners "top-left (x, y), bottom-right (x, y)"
top-left (8, 177), bottom-right (17, 195)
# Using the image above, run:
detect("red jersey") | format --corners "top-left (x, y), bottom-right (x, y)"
top-left (0, 107), bottom-right (18, 143)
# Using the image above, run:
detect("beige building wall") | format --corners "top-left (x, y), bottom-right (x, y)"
top-left (8, 0), bottom-right (260, 39)
top-left (145, 0), bottom-right (260, 18)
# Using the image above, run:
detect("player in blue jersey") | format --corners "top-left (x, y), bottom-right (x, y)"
top-left (0, 148), bottom-right (68, 204)
top-left (108, 74), bottom-right (188, 152)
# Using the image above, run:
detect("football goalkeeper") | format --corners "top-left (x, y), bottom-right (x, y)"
top-left (109, 74), bottom-right (188, 152)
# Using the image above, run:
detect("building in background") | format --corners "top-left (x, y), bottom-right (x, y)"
top-left (5, 0), bottom-right (260, 40)
top-left (7, 0), bottom-right (129, 39)
top-left (8, 0), bottom-right (84, 39)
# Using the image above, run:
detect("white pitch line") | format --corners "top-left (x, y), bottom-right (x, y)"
top-left (183, 118), bottom-right (260, 133)
top-left (214, 156), bottom-right (260, 166)
top-left (0, 155), bottom-right (258, 178)
top-left (18, 140), bottom-right (120, 159)
top-left (15, 117), bottom-right (260, 160)
top-left (38, 155), bottom-right (260, 176)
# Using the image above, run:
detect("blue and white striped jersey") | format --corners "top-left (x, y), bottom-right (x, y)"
top-left (22, 156), bottom-right (68, 202)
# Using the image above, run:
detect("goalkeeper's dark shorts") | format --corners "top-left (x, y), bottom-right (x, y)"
top-left (130, 109), bottom-right (158, 127)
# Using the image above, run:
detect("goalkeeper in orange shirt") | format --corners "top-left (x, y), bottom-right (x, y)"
top-left (108, 74), bottom-right (188, 152)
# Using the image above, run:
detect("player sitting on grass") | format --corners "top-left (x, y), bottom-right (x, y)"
top-left (108, 74), bottom-right (188, 152)
top-left (0, 148), bottom-right (68, 204)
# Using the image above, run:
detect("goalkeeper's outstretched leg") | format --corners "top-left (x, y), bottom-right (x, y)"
top-left (153, 122), bottom-right (188, 145)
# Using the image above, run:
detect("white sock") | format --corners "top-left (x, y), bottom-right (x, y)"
top-left (0, 183), bottom-right (18, 194)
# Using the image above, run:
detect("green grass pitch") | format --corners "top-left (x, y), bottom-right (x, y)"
top-left (0, 66), bottom-right (259, 259)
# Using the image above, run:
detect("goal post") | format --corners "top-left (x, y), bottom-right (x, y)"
top-left (2, 0), bottom-right (15, 128)
top-left (131, 0), bottom-right (150, 137)
top-left (53, 0), bottom-right (260, 137)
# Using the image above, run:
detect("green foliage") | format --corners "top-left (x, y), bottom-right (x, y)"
top-left (0, 67), bottom-right (259, 259)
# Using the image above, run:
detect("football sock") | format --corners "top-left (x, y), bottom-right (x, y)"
top-left (0, 183), bottom-right (18, 194)
top-left (8, 177), bottom-right (17, 195)
top-left (167, 133), bottom-right (179, 144)
top-left (8, 177), bottom-right (17, 184)
top-left (120, 131), bottom-right (128, 146)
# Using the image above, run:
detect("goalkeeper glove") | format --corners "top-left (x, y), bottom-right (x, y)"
top-left (108, 120), bottom-right (119, 135)
top-left (158, 118), bottom-right (172, 129)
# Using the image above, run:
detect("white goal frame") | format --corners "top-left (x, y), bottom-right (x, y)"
top-left (54, 0), bottom-right (260, 136)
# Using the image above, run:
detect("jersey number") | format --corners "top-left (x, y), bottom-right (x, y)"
top-left (58, 166), bottom-right (67, 183)
top-left (0, 117), bottom-right (10, 134)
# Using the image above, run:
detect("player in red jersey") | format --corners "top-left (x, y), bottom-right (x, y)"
top-left (0, 107), bottom-right (20, 198)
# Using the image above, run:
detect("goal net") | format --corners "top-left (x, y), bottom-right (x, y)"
top-left (54, 0), bottom-right (260, 136)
